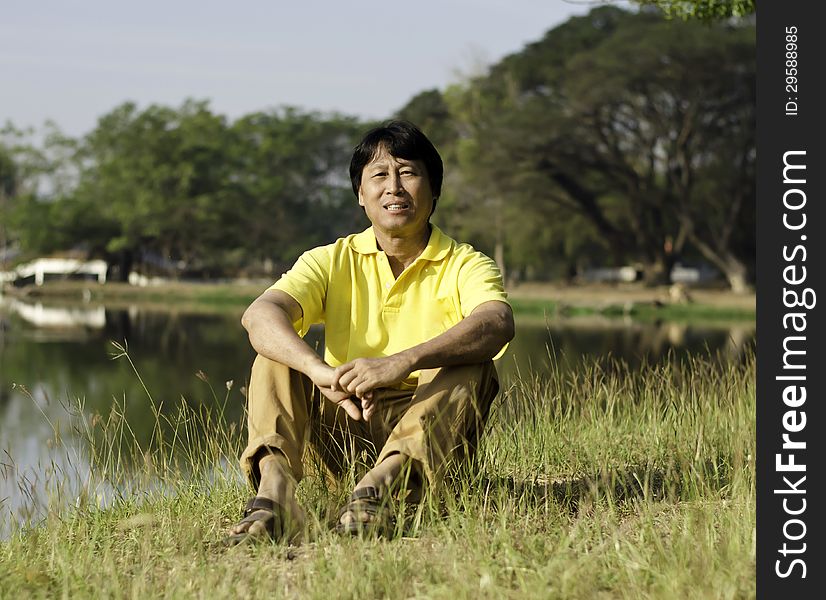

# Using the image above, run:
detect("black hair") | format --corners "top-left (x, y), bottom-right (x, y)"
top-left (349, 120), bottom-right (443, 211)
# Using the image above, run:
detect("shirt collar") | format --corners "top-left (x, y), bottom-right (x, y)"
top-left (349, 225), bottom-right (453, 262)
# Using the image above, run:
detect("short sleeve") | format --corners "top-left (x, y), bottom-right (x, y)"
top-left (269, 247), bottom-right (329, 335)
top-left (456, 251), bottom-right (509, 317)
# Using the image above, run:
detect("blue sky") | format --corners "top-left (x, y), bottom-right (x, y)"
top-left (1, 1), bottom-right (627, 136)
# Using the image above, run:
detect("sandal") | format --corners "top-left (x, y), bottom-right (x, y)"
top-left (335, 486), bottom-right (396, 537)
top-left (224, 497), bottom-right (289, 546)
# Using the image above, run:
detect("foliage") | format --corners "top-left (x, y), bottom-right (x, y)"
top-left (229, 108), bottom-right (367, 272)
top-left (3, 103), bottom-right (367, 279)
top-left (635, 0), bottom-right (755, 21)
top-left (395, 89), bottom-right (457, 151)
top-left (447, 7), bottom-right (755, 288)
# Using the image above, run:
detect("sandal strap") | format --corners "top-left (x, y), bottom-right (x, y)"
top-left (243, 496), bottom-right (276, 516)
top-left (338, 486), bottom-right (395, 521)
top-left (237, 509), bottom-right (277, 528)
top-left (236, 498), bottom-right (284, 539)
top-left (346, 486), bottom-right (382, 502)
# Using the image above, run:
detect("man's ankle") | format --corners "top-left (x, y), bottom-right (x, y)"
top-left (355, 453), bottom-right (423, 498)
top-left (255, 448), bottom-right (294, 485)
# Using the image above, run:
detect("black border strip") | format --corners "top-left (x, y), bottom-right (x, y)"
top-left (756, 1), bottom-right (825, 596)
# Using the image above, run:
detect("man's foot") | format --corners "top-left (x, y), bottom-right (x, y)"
top-left (226, 452), bottom-right (305, 544)
top-left (336, 453), bottom-right (421, 536)
top-left (336, 486), bottom-right (396, 537)
top-left (225, 497), bottom-right (291, 545)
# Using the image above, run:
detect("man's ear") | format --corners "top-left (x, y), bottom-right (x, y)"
top-left (357, 187), bottom-right (365, 207)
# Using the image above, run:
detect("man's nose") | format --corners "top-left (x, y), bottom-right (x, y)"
top-left (386, 172), bottom-right (403, 194)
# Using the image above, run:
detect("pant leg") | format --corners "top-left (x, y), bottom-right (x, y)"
top-left (239, 355), bottom-right (372, 488)
top-left (374, 361), bottom-right (499, 486)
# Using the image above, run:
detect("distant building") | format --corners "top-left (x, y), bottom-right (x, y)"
top-left (3, 257), bottom-right (108, 286)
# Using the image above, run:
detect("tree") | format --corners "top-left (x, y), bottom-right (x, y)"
top-left (0, 143), bottom-right (18, 270)
top-left (395, 89), bottom-right (457, 151)
top-left (66, 100), bottom-right (242, 278)
top-left (228, 108), bottom-right (366, 273)
top-left (450, 6), bottom-right (755, 289)
top-left (634, 0), bottom-right (754, 21)
top-left (5, 103), bottom-right (372, 279)
top-left (1, 122), bottom-right (80, 263)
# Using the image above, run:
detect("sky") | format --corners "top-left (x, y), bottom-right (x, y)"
top-left (0, 0), bottom-right (624, 138)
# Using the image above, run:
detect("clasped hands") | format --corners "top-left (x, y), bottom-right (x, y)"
top-left (309, 354), bottom-right (413, 421)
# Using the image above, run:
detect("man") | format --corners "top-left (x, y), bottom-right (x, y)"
top-left (227, 120), bottom-right (514, 543)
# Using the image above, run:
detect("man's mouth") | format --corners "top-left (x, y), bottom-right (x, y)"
top-left (383, 202), bottom-right (410, 212)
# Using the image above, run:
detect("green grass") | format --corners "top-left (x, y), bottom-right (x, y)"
top-left (1, 349), bottom-right (755, 599)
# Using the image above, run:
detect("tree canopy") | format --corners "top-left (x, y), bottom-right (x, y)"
top-left (445, 6), bottom-right (754, 289)
top-left (634, 0), bottom-right (755, 21)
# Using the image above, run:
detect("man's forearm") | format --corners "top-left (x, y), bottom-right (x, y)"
top-left (242, 300), bottom-right (325, 377)
top-left (399, 303), bottom-right (514, 372)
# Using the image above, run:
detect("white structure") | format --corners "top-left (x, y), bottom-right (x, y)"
top-left (8, 258), bottom-right (107, 285)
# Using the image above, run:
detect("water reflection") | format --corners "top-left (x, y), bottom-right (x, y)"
top-left (500, 315), bottom-right (754, 380)
top-left (0, 298), bottom-right (754, 536)
top-left (5, 298), bottom-right (106, 330)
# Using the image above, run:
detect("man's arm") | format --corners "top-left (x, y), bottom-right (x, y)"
top-left (332, 300), bottom-right (514, 405)
top-left (242, 289), bottom-right (363, 419)
top-left (402, 300), bottom-right (514, 370)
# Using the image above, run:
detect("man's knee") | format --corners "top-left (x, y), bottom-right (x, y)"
top-left (250, 354), bottom-right (291, 380)
top-left (417, 361), bottom-right (497, 388)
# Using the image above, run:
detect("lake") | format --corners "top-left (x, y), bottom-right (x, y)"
top-left (0, 296), bottom-right (753, 536)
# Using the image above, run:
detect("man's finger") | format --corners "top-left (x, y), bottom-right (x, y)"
top-left (355, 382), bottom-right (373, 398)
top-left (331, 363), bottom-right (355, 391)
top-left (345, 374), bottom-right (365, 394)
top-left (338, 370), bottom-right (359, 391)
top-left (339, 397), bottom-right (362, 421)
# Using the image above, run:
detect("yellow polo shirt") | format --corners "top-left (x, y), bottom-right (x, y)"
top-left (269, 225), bottom-right (509, 388)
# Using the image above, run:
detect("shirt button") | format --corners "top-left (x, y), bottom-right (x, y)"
top-left (385, 283), bottom-right (391, 289)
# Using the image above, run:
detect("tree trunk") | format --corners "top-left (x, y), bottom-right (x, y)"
top-left (494, 197), bottom-right (507, 283)
top-left (112, 249), bottom-right (133, 282)
top-left (641, 259), bottom-right (671, 287)
top-left (687, 231), bottom-right (752, 293)
top-left (640, 248), bottom-right (677, 287)
top-left (723, 260), bottom-right (751, 294)
top-left (494, 239), bottom-right (506, 284)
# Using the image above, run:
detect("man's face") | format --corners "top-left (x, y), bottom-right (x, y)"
top-left (358, 145), bottom-right (434, 238)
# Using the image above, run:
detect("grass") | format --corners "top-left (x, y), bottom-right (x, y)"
top-left (0, 347), bottom-right (755, 599)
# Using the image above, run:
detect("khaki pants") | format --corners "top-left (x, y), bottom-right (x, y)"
top-left (240, 356), bottom-right (499, 489)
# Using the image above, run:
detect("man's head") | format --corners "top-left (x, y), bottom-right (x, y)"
top-left (349, 120), bottom-right (443, 214)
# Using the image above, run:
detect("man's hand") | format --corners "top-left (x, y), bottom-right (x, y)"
top-left (307, 361), bottom-right (364, 421)
top-left (332, 355), bottom-right (413, 420)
